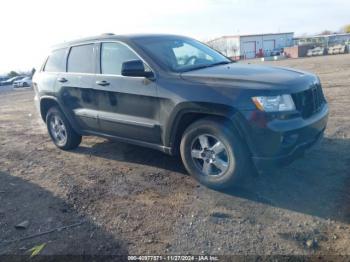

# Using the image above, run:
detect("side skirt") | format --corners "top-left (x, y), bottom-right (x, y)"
top-left (82, 130), bottom-right (173, 155)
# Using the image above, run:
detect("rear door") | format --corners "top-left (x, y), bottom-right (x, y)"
top-left (57, 44), bottom-right (99, 131)
top-left (93, 41), bottom-right (161, 144)
top-left (35, 48), bottom-right (67, 95)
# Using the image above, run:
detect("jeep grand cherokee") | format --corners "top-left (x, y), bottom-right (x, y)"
top-left (33, 34), bottom-right (328, 189)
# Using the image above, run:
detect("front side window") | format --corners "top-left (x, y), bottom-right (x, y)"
top-left (44, 48), bottom-right (67, 72)
top-left (134, 37), bottom-right (231, 72)
top-left (67, 44), bottom-right (94, 73)
top-left (101, 42), bottom-right (139, 75)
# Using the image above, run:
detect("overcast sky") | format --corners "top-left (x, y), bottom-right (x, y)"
top-left (0, 0), bottom-right (349, 74)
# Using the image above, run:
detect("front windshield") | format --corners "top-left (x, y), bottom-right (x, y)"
top-left (134, 37), bottom-right (231, 72)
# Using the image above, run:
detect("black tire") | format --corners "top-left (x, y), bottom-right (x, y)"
top-left (46, 107), bottom-right (82, 150)
top-left (180, 117), bottom-right (251, 189)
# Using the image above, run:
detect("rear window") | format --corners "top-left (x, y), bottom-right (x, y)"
top-left (44, 48), bottom-right (67, 72)
top-left (67, 44), bottom-right (94, 73)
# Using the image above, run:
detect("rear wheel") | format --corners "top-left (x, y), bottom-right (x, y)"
top-left (180, 118), bottom-right (251, 189)
top-left (46, 107), bottom-right (82, 150)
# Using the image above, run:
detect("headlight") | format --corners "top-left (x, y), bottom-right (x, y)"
top-left (252, 94), bottom-right (295, 112)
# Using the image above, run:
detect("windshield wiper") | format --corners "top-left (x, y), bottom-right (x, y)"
top-left (182, 61), bottom-right (232, 72)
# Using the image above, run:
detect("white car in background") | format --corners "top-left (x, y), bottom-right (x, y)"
top-left (13, 77), bottom-right (32, 88)
top-left (1, 76), bottom-right (24, 86)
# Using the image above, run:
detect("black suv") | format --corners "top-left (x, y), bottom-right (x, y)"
top-left (33, 34), bottom-right (328, 189)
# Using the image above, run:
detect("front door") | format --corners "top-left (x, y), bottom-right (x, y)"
top-left (93, 42), bottom-right (161, 144)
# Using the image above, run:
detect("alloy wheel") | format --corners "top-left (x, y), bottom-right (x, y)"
top-left (49, 115), bottom-right (67, 146)
top-left (190, 134), bottom-right (230, 176)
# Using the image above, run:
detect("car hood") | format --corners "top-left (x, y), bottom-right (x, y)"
top-left (180, 63), bottom-right (317, 91)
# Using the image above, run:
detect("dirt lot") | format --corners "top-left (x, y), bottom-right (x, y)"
top-left (1, 54), bottom-right (350, 258)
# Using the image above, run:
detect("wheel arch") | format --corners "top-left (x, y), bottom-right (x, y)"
top-left (166, 103), bottom-right (251, 156)
top-left (39, 96), bottom-right (60, 122)
top-left (39, 96), bottom-right (82, 134)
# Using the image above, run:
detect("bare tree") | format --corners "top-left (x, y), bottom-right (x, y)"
top-left (320, 30), bottom-right (333, 35)
top-left (7, 71), bottom-right (19, 78)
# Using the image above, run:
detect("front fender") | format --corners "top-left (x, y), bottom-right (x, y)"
top-left (164, 102), bottom-right (239, 149)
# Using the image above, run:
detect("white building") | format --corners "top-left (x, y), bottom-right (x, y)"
top-left (207, 32), bottom-right (294, 59)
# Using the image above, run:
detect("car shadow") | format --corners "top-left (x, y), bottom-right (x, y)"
top-left (0, 171), bottom-right (128, 258)
top-left (221, 137), bottom-right (350, 223)
top-left (73, 137), bottom-right (350, 223)
top-left (74, 140), bottom-right (187, 174)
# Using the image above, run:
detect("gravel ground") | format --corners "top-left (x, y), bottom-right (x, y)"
top-left (0, 54), bottom-right (350, 258)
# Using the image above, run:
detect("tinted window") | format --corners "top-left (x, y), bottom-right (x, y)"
top-left (44, 49), bottom-right (66, 72)
top-left (134, 37), bottom-right (230, 72)
top-left (101, 42), bottom-right (139, 75)
top-left (68, 44), bottom-right (94, 73)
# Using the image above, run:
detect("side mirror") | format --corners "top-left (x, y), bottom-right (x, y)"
top-left (121, 60), bottom-right (154, 78)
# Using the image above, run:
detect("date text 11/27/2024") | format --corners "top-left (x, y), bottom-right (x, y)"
top-left (127, 255), bottom-right (219, 261)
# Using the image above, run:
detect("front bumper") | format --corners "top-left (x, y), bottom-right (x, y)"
top-left (252, 127), bottom-right (324, 170)
top-left (240, 103), bottom-right (329, 170)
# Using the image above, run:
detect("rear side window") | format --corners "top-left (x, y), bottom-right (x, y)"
top-left (44, 49), bottom-right (66, 72)
top-left (67, 44), bottom-right (94, 73)
top-left (101, 42), bottom-right (139, 75)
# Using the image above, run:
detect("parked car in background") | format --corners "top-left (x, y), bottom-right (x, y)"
top-left (270, 48), bottom-right (283, 56)
top-left (307, 47), bottom-right (325, 57)
top-left (327, 45), bottom-right (346, 55)
top-left (0, 76), bottom-right (9, 84)
top-left (33, 34), bottom-right (328, 189)
top-left (0, 77), bottom-right (10, 86)
top-left (13, 76), bottom-right (32, 88)
top-left (1, 76), bottom-right (24, 86)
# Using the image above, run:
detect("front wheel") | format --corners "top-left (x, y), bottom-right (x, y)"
top-left (180, 118), bottom-right (251, 189)
top-left (46, 107), bottom-right (82, 150)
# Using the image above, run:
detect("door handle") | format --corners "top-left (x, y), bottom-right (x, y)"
top-left (58, 77), bottom-right (68, 83)
top-left (96, 80), bottom-right (110, 86)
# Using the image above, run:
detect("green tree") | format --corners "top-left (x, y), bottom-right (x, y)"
top-left (7, 71), bottom-right (19, 78)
